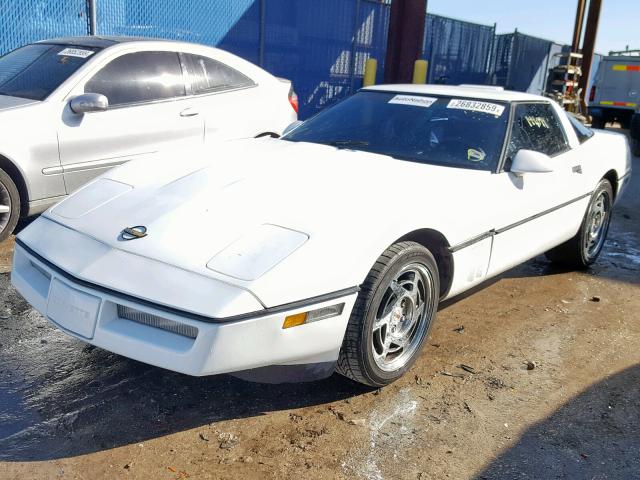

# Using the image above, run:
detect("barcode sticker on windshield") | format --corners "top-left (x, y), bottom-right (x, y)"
top-left (58, 48), bottom-right (95, 59)
top-left (388, 95), bottom-right (437, 108)
top-left (447, 99), bottom-right (505, 117)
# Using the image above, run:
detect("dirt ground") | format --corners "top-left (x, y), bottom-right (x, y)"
top-left (0, 143), bottom-right (638, 480)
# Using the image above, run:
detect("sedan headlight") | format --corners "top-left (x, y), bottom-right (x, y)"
top-left (206, 224), bottom-right (308, 281)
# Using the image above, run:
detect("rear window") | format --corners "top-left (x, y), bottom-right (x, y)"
top-left (567, 113), bottom-right (595, 144)
top-left (0, 44), bottom-right (99, 100)
top-left (181, 53), bottom-right (254, 94)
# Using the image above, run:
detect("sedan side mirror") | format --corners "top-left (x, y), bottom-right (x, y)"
top-left (70, 93), bottom-right (109, 114)
top-left (282, 120), bottom-right (304, 136)
top-left (510, 149), bottom-right (554, 175)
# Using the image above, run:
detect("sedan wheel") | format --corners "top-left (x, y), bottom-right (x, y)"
top-left (337, 241), bottom-right (439, 387)
top-left (0, 169), bottom-right (20, 243)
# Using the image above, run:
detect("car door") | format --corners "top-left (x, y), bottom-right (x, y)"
top-left (57, 50), bottom-right (204, 193)
top-left (179, 52), bottom-right (262, 141)
top-left (485, 102), bottom-right (588, 277)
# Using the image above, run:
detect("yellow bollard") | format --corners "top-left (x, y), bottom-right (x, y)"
top-left (363, 58), bottom-right (377, 87)
top-left (413, 60), bottom-right (428, 84)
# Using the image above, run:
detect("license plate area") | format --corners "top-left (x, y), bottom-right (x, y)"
top-left (47, 279), bottom-right (101, 339)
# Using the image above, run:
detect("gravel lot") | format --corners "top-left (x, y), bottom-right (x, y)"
top-left (0, 139), bottom-right (638, 480)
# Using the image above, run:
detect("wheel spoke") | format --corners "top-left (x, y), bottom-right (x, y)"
top-left (404, 273), bottom-right (419, 304)
top-left (374, 334), bottom-right (393, 361)
top-left (0, 205), bottom-right (9, 214)
top-left (374, 309), bottom-right (393, 330)
top-left (389, 280), bottom-right (405, 299)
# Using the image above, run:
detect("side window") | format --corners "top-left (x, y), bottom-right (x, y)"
top-left (85, 51), bottom-right (185, 106)
top-left (181, 53), bottom-right (254, 94)
top-left (505, 103), bottom-right (569, 168)
top-left (567, 113), bottom-right (595, 144)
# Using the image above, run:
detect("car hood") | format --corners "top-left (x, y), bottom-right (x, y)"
top-left (44, 138), bottom-right (489, 303)
top-left (0, 94), bottom-right (39, 111)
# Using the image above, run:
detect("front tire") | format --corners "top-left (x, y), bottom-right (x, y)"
top-left (0, 169), bottom-right (20, 242)
top-left (545, 179), bottom-right (613, 268)
top-left (337, 242), bottom-right (439, 387)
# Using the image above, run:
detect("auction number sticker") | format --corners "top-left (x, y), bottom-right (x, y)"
top-left (58, 48), bottom-right (95, 59)
top-left (388, 95), bottom-right (437, 108)
top-left (447, 99), bottom-right (505, 117)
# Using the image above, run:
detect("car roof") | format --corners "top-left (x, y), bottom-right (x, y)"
top-left (363, 84), bottom-right (548, 103)
top-left (37, 36), bottom-right (178, 49)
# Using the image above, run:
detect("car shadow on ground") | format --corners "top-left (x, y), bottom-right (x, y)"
top-left (474, 363), bottom-right (640, 479)
top-left (0, 265), bottom-right (372, 462)
top-left (0, 333), bottom-right (371, 461)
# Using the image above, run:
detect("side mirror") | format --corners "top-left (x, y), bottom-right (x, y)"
top-left (510, 149), bottom-right (554, 175)
top-left (282, 120), bottom-right (304, 137)
top-left (70, 93), bottom-right (109, 114)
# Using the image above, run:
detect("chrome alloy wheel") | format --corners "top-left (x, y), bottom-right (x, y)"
top-left (584, 190), bottom-right (611, 258)
top-left (0, 180), bottom-right (11, 233)
top-left (372, 263), bottom-right (436, 372)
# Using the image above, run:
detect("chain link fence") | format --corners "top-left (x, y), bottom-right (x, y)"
top-left (94, 0), bottom-right (390, 118)
top-left (0, 1), bottom-right (596, 117)
top-left (0, 0), bottom-right (89, 55)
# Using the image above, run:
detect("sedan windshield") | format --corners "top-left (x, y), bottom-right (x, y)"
top-left (0, 44), bottom-right (100, 100)
top-left (284, 91), bottom-right (510, 171)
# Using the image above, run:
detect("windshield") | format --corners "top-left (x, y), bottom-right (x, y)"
top-left (284, 91), bottom-right (510, 171)
top-left (0, 44), bottom-right (100, 100)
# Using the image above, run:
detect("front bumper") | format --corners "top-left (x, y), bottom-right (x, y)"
top-left (12, 241), bottom-right (357, 378)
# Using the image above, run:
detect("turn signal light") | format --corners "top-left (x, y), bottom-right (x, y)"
top-left (282, 303), bottom-right (345, 329)
top-left (283, 312), bottom-right (307, 329)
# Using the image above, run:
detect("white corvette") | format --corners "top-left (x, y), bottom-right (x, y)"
top-left (11, 85), bottom-right (632, 387)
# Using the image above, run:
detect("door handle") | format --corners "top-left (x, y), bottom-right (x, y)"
top-left (572, 165), bottom-right (583, 174)
top-left (180, 107), bottom-right (200, 117)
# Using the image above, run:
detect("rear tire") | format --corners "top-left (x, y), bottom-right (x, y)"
top-left (632, 138), bottom-right (640, 157)
top-left (591, 117), bottom-right (606, 129)
top-left (545, 179), bottom-right (613, 268)
top-left (337, 242), bottom-right (439, 387)
top-left (0, 169), bottom-right (20, 242)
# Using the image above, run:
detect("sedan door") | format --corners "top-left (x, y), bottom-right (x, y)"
top-left (58, 50), bottom-right (204, 193)
top-left (485, 102), bottom-right (589, 277)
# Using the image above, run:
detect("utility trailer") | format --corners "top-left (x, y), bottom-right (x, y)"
top-left (588, 52), bottom-right (640, 130)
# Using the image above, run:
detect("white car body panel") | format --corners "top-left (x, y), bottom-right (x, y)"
top-left (12, 85), bottom-right (632, 380)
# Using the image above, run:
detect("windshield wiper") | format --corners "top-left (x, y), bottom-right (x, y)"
top-left (325, 140), bottom-right (370, 149)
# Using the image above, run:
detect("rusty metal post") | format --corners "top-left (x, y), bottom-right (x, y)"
top-left (571, 0), bottom-right (587, 53)
top-left (579, 0), bottom-right (603, 105)
top-left (384, 0), bottom-right (427, 84)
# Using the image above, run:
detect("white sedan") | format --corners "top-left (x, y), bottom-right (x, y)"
top-left (11, 85), bottom-right (632, 387)
top-left (0, 36), bottom-right (297, 241)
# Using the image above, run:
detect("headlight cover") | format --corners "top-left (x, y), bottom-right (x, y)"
top-left (206, 224), bottom-right (309, 281)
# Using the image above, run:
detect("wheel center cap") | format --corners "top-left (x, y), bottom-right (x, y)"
top-left (390, 297), bottom-right (414, 334)
top-left (391, 306), bottom-right (403, 325)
